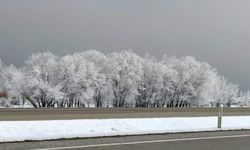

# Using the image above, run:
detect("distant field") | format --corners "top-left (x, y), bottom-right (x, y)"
top-left (1, 107), bottom-right (250, 121)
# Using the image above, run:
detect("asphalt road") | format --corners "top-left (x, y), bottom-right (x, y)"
top-left (1, 107), bottom-right (250, 121)
top-left (1, 130), bottom-right (250, 150)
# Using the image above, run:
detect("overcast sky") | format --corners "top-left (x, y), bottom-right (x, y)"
top-left (1, 0), bottom-right (250, 90)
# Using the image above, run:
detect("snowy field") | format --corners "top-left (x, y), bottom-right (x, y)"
top-left (1, 116), bottom-right (250, 142)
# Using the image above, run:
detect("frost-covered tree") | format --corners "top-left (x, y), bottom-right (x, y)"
top-left (3, 65), bottom-right (26, 106)
top-left (22, 52), bottom-right (65, 107)
top-left (136, 55), bottom-right (164, 107)
top-left (61, 51), bottom-right (112, 107)
top-left (160, 56), bottom-right (218, 107)
top-left (205, 75), bottom-right (239, 107)
top-left (59, 53), bottom-right (89, 107)
top-left (0, 59), bottom-right (5, 91)
top-left (0, 59), bottom-right (9, 106)
top-left (79, 50), bottom-right (113, 107)
top-left (225, 82), bottom-right (239, 107)
top-left (0, 50), bottom-right (246, 108)
top-left (108, 50), bottom-right (143, 107)
top-left (238, 91), bottom-right (250, 106)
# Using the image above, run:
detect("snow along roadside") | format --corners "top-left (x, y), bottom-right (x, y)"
top-left (1, 116), bottom-right (250, 142)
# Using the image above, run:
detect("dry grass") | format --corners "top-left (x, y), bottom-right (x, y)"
top-left (0, 107), bottom-right (250, 121)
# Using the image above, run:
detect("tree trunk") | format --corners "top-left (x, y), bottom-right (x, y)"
top-left (21, 92), bottom-right (38, 108)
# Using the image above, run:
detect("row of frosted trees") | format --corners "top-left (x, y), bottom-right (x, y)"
top-left (0, 50), bottom-right (247, 108)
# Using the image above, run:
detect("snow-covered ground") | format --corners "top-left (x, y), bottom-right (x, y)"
top-left (1, 116), bottom-right (250, 142)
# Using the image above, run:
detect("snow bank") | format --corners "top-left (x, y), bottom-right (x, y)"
top-left (1, 116), bottom-right (250, 142)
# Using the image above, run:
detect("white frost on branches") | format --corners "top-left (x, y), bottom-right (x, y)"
top-left (0, 50), bottom-right (247, 108)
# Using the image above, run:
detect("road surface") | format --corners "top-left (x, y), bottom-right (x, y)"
top-left (1, 130), bottom-right (250, 150)
top-left (1, 107), bottom-right (250, 120)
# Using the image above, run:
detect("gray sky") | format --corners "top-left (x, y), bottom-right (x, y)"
top-left (1, 0), bottom-right (250, 90)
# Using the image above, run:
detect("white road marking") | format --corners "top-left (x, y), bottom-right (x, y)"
top-left (29, 134), bottom-right (250, 150)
